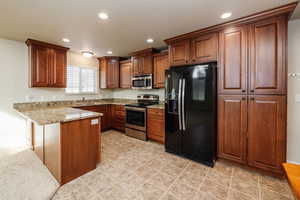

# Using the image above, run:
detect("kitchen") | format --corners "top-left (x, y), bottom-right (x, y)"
top-left (1, 0), bottom-right (300, 200)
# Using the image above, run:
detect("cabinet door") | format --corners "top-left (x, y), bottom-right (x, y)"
top-left (154, 53), bottom-right (169, 88)
top-left (107, 58), bottom-right (119, 88)
top-left (120, 61), bottom-right (132, 88)
top-left (218, 95), bottom-right (247, 164)
top-left (249, 16), bottom-right (287, 95)
top-left (191, 32), bottom-right (218, 63)
top-left (61, 118), bottom-right (98, 184)
top-left (99, 59), bottom-right (107, 89)
top-left (30, 45), bottom-right (50, 87)
top-left (132, 57), bottom-right (140, 76)
top-left (141, 55), bottom-right (153, 74)
top-left (169, 40), bottom-right (190, 66)
top-left (50, 49), bottom-right (67, 88)
top-left (248, 95), bottom-right (286, 174)
top-left (147, 108), bottom-right (165, 144)
top-left (219, 27), bottom-right (247, 95)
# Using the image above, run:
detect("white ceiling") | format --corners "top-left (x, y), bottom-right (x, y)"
top-left (0, 0), bottom-right (299, 57)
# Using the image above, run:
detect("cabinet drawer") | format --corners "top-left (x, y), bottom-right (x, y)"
top-left (148, 108), bottom-right (164, 116)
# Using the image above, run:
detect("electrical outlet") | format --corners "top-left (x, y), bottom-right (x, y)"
top-left (295, 94), bottom-right (300, 103)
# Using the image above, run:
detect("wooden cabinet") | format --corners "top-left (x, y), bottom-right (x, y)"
top-left (147, 108), bottom-right (165, 144)
top-left (249, 16), bottom-right (287, 95)
top-left (191, 32), bottom-right (218, 63)
top-left (26, 39), bottom-right (69, 88)
top-left (76, 105), bottom-right (110, 131)
top-left (111, 105), bottom-right (125, 132)
top-left (247, 95), bottom-right (286, 174)
top-left (169, 40), bottom-right (190, 66)
top-left (130, 48), bottom-right (157, 76)
top-left (218, 26), bottom-right (248, 95)
top-left (61, 118), bottom-right (99, 184)
top-left (153, 52), bottom-right (169, 88)
top-left (218, 95), bottom-right (247, 164)
top-left (120, 60), bottom-right (132, 88)
top-left (98, 56), bottom-right (120, 89)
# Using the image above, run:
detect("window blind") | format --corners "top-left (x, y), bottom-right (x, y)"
top-left (66, 65), bottom-right (97, 94)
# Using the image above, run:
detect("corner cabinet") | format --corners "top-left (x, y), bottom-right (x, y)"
top-left (98, 56), bottom-right (120, 89)
top-left (153, 51), bottom-right (169, 88)
top-left (26, 39), bottom-right (69, 88)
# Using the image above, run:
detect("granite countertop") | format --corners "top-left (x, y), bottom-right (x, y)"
top-left (14, 98), bottom-right (165, 125)
top-left (16, 107), bottom-right (103, 125)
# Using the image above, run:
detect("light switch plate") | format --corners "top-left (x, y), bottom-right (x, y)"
top-left (91, 119), bottom-right (99, 125)
top-left (295, 94), bottom-right (300, 103)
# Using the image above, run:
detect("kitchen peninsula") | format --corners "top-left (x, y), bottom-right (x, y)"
top-left (14, 105), bottom-right (103, 185)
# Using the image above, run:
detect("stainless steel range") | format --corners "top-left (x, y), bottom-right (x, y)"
top-left (125, 94), bottom-right (159, 141)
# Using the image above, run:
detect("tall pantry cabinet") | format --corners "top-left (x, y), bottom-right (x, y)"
top-left (218, 15), bottom-right (287, 174)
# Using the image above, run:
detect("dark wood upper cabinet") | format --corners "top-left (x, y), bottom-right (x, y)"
top-left (130, 48), bottom-right (156, 76)
top-left (169, 40), bottom-right (190, 66)
top-left (153, 51), bottom-right (169, 88)
top-left (191, 32), bottom-right (218, 63)
top-left (26, 39), bottom-right (69, 88)
top-left (219, 26), bottom-right (248, 95)
top-left (218, 95), bottom-right (247, 164)
top-left (249, 16), bottom-right (287, 95)
top-left (120, 59), bottom-right (132, 89)
top-left (247, 95), bottom-right (286, 174)
top-left (98, 56), bottom-right (120, 89)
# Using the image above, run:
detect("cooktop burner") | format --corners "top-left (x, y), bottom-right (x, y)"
top-left (125, 103), bottom-right (156, 108)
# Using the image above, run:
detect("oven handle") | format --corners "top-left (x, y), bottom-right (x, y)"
top-left (178, 78), bottom-right (182, 131)
top-left (125, 107), bottom-right (146, 112)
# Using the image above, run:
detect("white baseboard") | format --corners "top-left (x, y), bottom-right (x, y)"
top-left (287, 160), bottom-right (300, 165)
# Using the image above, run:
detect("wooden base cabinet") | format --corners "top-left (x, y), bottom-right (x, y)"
top-left (247, 95), bottom-right (286, 174)
top-left (147, 108), bottom-right (165, 144)
top-left (218, 95), bottom-right (287, 174)
top-left (218, 95), bottom-right (247, 164)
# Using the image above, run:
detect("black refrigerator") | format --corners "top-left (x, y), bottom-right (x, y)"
top-left (165, 63), bottom-right (217, 167)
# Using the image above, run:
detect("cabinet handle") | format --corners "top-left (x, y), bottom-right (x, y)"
top-left (250, 97), bottom-right (255, 101)
top-left (186, 60), bottom-right (188, 63)
top-left (250, 90), bottom-right (254, 93)
top-left (242, 90), bottom-right (246, 93)
top-left (192, 59), bottom-right (196, 62)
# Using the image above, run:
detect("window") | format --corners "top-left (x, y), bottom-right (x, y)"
top-left (66, 65), bottom-right (97, 94)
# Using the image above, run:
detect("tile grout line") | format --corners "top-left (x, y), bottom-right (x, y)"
top-left (159, 160), bottom-right (192, 200)
top-left (225, 167), bottom-right (234, 200)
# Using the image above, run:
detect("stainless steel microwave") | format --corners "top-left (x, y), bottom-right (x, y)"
top-left (131, 75), bottom-right (152, 89)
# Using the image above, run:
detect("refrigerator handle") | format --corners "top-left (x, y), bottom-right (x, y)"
top-left (178, 78), bottom-right (182, 131)
top-left (182, 78), bottom-right (186, 131)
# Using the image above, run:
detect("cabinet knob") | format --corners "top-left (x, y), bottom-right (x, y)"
top-left (242, 97), bottom-right (246, 100)
top-left (250, 97), bottom-right (255, 101)
top-left (242, 90), bottom-right (246, 93)
top-left (250, 90), bottom-right (254, 93)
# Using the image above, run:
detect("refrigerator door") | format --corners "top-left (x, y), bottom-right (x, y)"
top-left (181, 64), bottom-right (217, 166)
top-left (165, 69), bottom-right (182, 154)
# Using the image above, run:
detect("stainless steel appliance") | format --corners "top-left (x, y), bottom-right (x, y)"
top-left (131, 75), bottom-right (152, 89)
top-left (125, 94), bottom-right (159, 141)
top-left (165, 63), bottom-right (217, 167)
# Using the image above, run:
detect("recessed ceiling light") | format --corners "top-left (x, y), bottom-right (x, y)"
top-left (62, 38), bottom-right (70, 43)
top-left (107, 51), bottom-right (113, 55)
top-left (98, 12), bottom-right (109, 20)
top-left (81, 51), bottom-right (94, 58)
top-left (147, 38), bottom-right (154, 43)
top-left (221, 12), bottom-right (232, 19)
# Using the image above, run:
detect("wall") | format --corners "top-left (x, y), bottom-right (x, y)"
top-left (287, 19), bottom-right (300, 164)
top-left (112, 89), bottom-right (165, 101)
top-left (0, 38), bottom-right (112, 157)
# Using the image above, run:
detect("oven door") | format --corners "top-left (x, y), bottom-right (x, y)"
top-left (125, 107), bottom-right (146, 131)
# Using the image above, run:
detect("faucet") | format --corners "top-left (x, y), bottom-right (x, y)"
top-left (82, 97), bottom-right (86, 102)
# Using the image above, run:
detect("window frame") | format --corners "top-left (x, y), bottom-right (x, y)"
top-left (65, 65), bottom-right (98, 95)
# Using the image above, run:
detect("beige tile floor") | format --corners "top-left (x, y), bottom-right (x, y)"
top-left (53, 130), bottom-right (294, 200)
